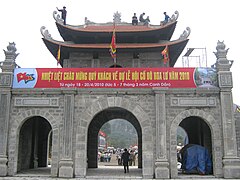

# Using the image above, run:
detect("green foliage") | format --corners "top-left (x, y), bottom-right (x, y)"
top-left (101, 119), bottom-right (137, 148)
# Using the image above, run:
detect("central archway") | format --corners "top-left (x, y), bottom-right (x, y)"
top-left (87, 107), bottom-right (142, 168)
top-left (75, 96), bottom-right (154, 178)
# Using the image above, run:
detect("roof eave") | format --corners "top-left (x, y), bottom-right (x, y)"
top-left (42, 38), bottom-right (189, 67)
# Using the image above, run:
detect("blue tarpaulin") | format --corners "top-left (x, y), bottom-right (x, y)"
top-left (180, 144), bottom-right (212, 175)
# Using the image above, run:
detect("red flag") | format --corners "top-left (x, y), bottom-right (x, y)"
top-left (99, 130), bottom-right (106, 137)
top-left (57, 45), bottom-right (61, 65)
top-left (17, 72), bottom-right (34, 83)
top-left (161, 46), bottom-right (169, 64)
top-left (109, 25), bottom-right (116, 64)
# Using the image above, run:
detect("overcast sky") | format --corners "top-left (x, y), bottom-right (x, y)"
top-left (0, 0), bottom-right (239, 105)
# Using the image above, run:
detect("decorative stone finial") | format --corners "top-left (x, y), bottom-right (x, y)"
top-left (3, 42), bottom-right (19, 60)
top-left (170, 10), bottom-right (179, 22)
top-left (1, 42), bottom-right (19, 72)
top-left (6, 42), bottom-right (17, 53)
top-left (214, 40), bottom-right (229, 60)
top-left (179, 27), bottom-right (191, 40)
top-left (40, 26), bottom-right (52, 39)
top-left (113, 11), bottom-right (121, 23)
top-left (53, 10), bottom-right (64, 24)
top-left (214, 40), bottom-right (233, 71)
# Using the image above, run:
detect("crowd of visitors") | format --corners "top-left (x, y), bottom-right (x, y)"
top-left (98, 146), bottom-right (138, 173)
top-left (132, 12), bottom-right (170, 26)
top-left (98, 151), bottom-right (112, 162)
top-left (132, 12), bottom-right (150, 26)
top-left (115, 148), bottom-right (137, 166)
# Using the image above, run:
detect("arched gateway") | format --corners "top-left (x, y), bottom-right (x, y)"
top-left (7, 110), bottom-right (59, 176)
top-left (87, 107), bottom-right (143, 169)
top-left (170, 109), bottom-right (223, 178)
top-left (0, 11), bottom-right (240, 179)
top-left (75, 97), bottom-right (153, 177)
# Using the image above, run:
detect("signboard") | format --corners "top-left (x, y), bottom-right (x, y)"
top-left (12, 68), bottom-right (217, 89)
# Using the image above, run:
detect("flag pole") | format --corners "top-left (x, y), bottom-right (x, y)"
top-left (113, 23), bottom-right (116, 68)
top-left (161, 45), bottom-right (169, 66)
top-left (110, 23), bottom-right (117, 67)
top-left (57, 45), bottom-right (61, 66)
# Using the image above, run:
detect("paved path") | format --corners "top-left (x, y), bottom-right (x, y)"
top-left (0, 155), bottom-right (237, 179)
top-left (0, 166), bottom-right (235, 180)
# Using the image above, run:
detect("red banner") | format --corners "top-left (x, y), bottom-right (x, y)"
top-left (13, 68), bottom-right (197, 88)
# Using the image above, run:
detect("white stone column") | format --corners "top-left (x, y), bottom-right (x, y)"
top-left (153, 88), bottom-right (169, 179)
top-left (58, 92), bottom-right (75, 178)
top-left (215, 41), bottom-right (240, 178)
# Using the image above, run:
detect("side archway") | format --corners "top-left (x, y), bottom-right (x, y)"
top-left (75, 96), bottom-right (154, 178)
top-left (8, 109), bottom-right (59, 177)
top-left (17, 116), bottom-right (51, 171)
top-left (169, 109), bottom-right (223, 178)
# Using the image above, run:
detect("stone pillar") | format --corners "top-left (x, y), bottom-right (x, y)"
top-left (153, 88), bottom-right (169, 179)
top-left (0, 93), bottom-right (10, 176)
top-left (58, 92), bottom-right (75, 178)
top-left (0, 43), bottom-right (18, 176)
top-left (215, 41), bottom-right (240, 178)
top-left (33, 120), bottom-right (39, 168)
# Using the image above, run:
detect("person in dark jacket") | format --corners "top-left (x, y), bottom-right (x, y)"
top-left (132, 13), bottom-right (138, 25)
top-left (121, 148), bottom-right (130, 173)
top-left (163, 12), bottom-right (170, 24)
top-left (57, 6), bottom-right (67, 25)
top-left (139, 13), bottom-right (145, 23)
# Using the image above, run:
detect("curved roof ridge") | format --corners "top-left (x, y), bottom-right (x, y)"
top-left (42, 37), bottom-right (188, 48)
top-left (57, 21), bottom-right (177, 33)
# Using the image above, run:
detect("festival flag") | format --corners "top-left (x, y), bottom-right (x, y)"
top-left (57, 45), bottom-right (61, 65)
top-left (161, 45), bottom-right (169, 64)
top-left (109, 24), bottom-right (117, 64)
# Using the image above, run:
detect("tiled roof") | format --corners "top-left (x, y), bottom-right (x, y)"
top-left (72, 25), bottom-right (159, 32)
top-left (56, 21), bottom-right (177, 43)
top-left (59, 22), bottom-right (176, 33)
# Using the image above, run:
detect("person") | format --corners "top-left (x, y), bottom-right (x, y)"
top-left (139, 13), bottom-right (145, 23)
top-left (129, 150), bottom-right (136, 166)
top-left (132, 13), bottom-right (138, 25)
top-left (129, 151), bottom-right (133, 166)
top-left (104, 152), bottom-right (108, 162)
top-left (107, 152), bottom-right (112, 162)
top-left (57, 6), bottom-right (67, 25)
top-left (144, 16), bottom-right (150, 25)
top-left (116, 150), bottom-right (122, 165)
top-left (121, 148), bottom-right (130, 173)
top-left (100, 152), bottom-right (104, 162)
top-left (163, 12), bottom-right (170, 25)
top-left (132, 151), bottom-right (136, 166)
